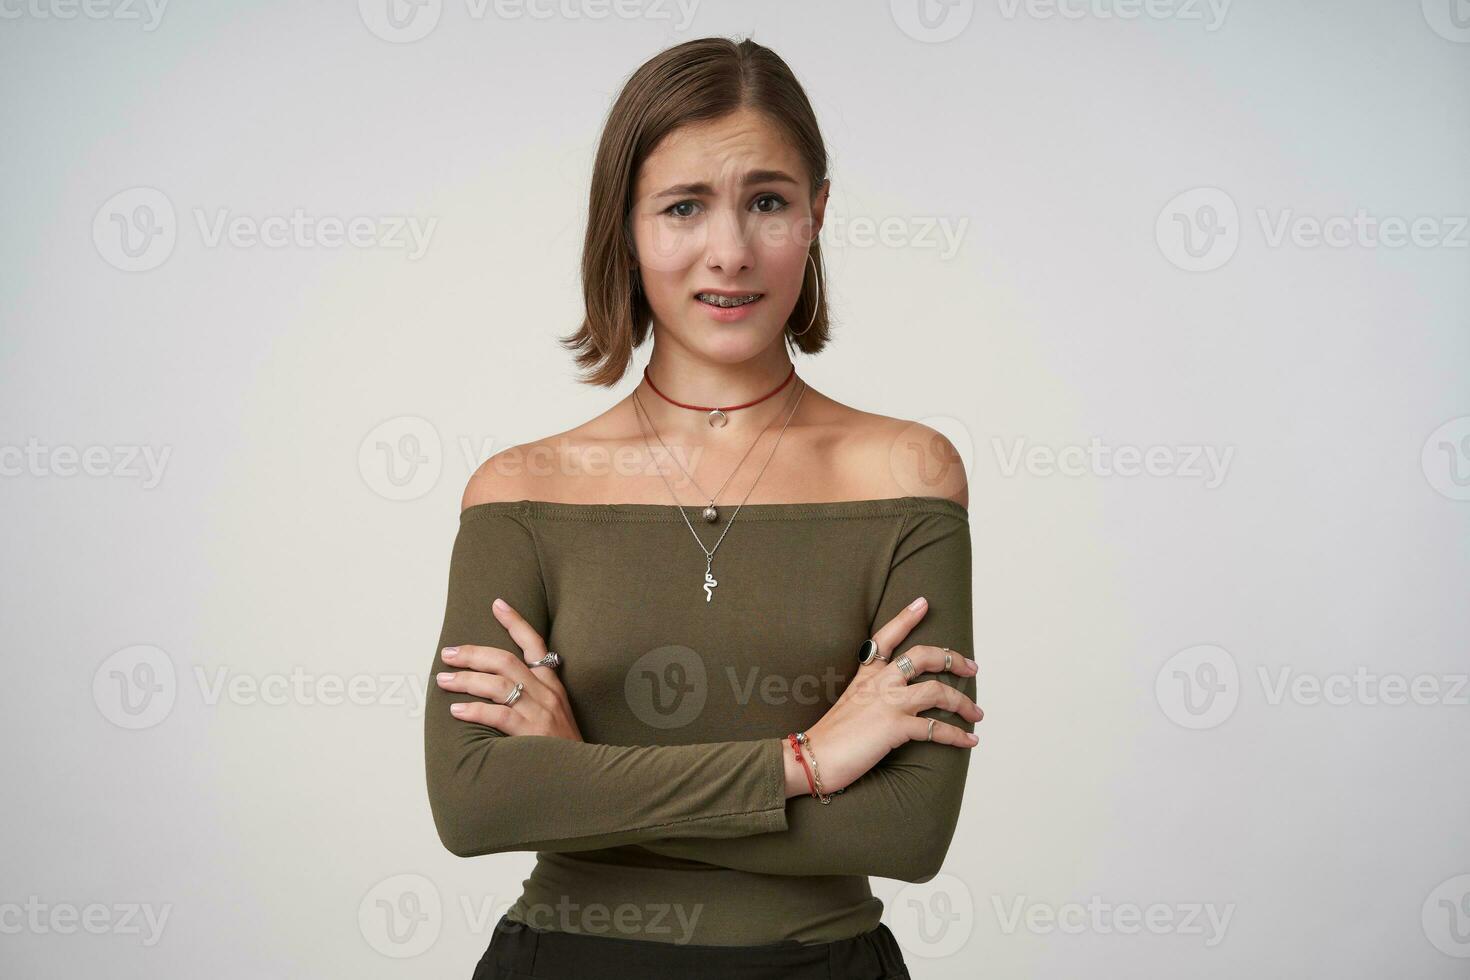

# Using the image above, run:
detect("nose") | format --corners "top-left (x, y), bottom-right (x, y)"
top-left (704, 204), bottom-right (754, 277)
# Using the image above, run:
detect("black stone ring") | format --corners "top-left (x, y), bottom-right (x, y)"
top-left (857, 638), bottom-right (889, 666)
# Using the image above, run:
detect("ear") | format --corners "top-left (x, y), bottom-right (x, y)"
top-left (810, 178), bottom-right (830, 238)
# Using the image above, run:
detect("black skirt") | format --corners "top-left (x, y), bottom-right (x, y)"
top-left (471, 912), bottom-right (912, 980)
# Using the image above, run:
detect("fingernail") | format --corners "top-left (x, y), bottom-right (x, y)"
top-left (493, 597), bottom-right (508, 612)
top-left (966, 657), bottom-right (977, 670)
top-left (450, 703), bottom-right (467, 715)
top-left (442, 647), bottom-right (458, 660)
top-left (436, 672), bottom-right (453, 683)
top-left (908, 596), bottom-right (926, 611)
top-left (968, 732), bottom-right (979, 743)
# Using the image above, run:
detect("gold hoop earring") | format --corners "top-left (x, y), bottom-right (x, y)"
top-left (787, 252), bottom-right (819, 338)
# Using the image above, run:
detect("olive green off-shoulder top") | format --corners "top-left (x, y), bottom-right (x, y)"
top-left (424, 495), bottom-right (975, 947)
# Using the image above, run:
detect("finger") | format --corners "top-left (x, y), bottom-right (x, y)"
top-left (491, 599), bottom-right (568, 694)
top-left (492, 597), bottom-right (548, 660)
top-left (448, 700), bottom-right (527, 734)
top-left (437, 669), bottom-right (521, 704)
top-left (904, 679), bottom-right (985, 723)
top-left (443, 643), bottom-right (537, 684)
top-left (865, 596), bottom-right (929, 667)
top-left (886, 645), bottom-right (979, 681)
top-left (904, 714), bottom-right (981, 747)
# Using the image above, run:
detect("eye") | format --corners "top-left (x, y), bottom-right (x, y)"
top-left (665, 200), bottom-right (700, 219)
top-left (752, 193), bottom-right (788, 214)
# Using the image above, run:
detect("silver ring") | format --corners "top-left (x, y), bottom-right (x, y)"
top-left (501, 681), bottom-right (525, 708)
top-left (926, 718), bottom-right (936, 741)
top-left (894, 653), bottom-right (915, 680)
top-left (533, 651), bottom-right (561, 670)
top-left (943, 652), bottom-right (952, 672)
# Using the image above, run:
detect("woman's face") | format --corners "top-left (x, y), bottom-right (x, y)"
top-left (629, 107), bottom-right (827, 362)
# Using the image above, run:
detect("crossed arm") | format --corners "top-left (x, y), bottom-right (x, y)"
top-left (424, 505), bottom-right (975, 883)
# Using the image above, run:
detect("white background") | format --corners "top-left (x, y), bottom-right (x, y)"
top-left (2, 1), bottom-right (1468, 977)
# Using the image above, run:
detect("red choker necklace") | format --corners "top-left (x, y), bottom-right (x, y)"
top-left (642, 364), bottom-right (797, 428)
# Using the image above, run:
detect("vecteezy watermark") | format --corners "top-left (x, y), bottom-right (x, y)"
top-left (360, 874), bottom-right (442, 958)
top-left (1157, 187), bottom-right (1470, 272)
top-left (885, 873), bottom-right (976, 959)
top-left (891, 0), bottom-right (1229, 43)
top-left (92, 645), bottom-right (430, 729)
top-left (889, 0), bottom-right (975, 43)
top-left (515, 899), bottom-right (705, 943)
top-left (819, 214), bottom-right (970, 261)
top-left (92, 187), bottom-right (437, 272)
top-left (1422, 0), bottom-right (1470, 43)
top-left (357, 874), bottom-right (709, 957)
top-left (357, 0), bottom-right (700, 43)
top-left (995, 0), bottom-right (1231, 30)
top-left (1423, 874), bottom-right (1470, 958)
top-left (1422, 415), bottom-right (1470, 501)
top-left (0, 0), bottom-right (168, 30)
top-left (356, 415), bottom-right (708, 502)
top-left (991, 436), bottom-right (1234, 488)
top-left (0, 897), bottom-right (172, 946)
top-left (1156, 644), bottom-right (1470, 729)
top-left (992, 895), bottom-right (1235, 947)
top-left (0, 438), bottom-right (171, 488)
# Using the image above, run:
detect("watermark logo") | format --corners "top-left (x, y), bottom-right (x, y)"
top-left (359, 0), bottom-right (443, 42)
top-left (0, 0), bottom-right (168, 29)
top-left (626, 645), bottom-right (706, 730)
top-left (890, 0), bottom-right (975, 43)
top-left (1155, 643), bottom-right (1238, 730)
top-left (93, 188), bottom-right (437, 270)
top-left (1422, 0), bottom-right (1470, 43)
top-left (359, 0), bottom-right (700, 42)
top-left (1423, 874), bottom-right (1470, 957)
top-left (1422, 415), bottom-right (1470, 501)
top-left (992, 436), bottom-right (1233, 488)
top-left (1156, 187), bottom-right (1239, 272)
top-left (0, 898), bottom-right (172, 945)
top-left (890, 416), bottom-right (973, 501)
top-left (359, 873), bottom-right (442, 958)
top-left (0, 438), bottom-right (172, 488)
top-left (1159, 187), bottom-right (1468, 270)
top-left (996, 0), bottom-right (1231, 30)
top-left (93, 187), bottom-right (176, 272)
top-left (887, 873), bottom-right (975, 959)
top-left (993, 894), bottom-right (1234, 946)
top-left (92, 646), bottom-right (430, 728)
top-left (359, 415), bottom-right (442, 501)
top-left (93, 645), bottom-right (177, 730)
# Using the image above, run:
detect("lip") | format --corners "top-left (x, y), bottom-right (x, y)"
top-left (693, 290), bottom-right (765, 322)
top-left (692, 288), bottom-right (764, 298)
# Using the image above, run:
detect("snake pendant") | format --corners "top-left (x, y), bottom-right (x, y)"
top-left (703, 555), bottom-right (718, 603)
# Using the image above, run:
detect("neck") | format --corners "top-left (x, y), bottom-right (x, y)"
top-left (636, 347), bottom-right (800, 440)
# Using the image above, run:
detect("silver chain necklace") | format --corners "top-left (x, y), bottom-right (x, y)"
top-left (632, 377), bottom-right (808, 603)
top-left (630, 381), bottom-right (785, 524)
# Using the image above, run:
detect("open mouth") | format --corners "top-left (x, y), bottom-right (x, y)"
top-left (695, 292), bottom-right (764, 309)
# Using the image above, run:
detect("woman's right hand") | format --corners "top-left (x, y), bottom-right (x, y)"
top-left (783, 596), bottom-right (983, 798)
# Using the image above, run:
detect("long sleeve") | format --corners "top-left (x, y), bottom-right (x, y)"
top-left (636, 508), bottom-right (976, 883)
top-left (424, 506), bottom-right (790, 859)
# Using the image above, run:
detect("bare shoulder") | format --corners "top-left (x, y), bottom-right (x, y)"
top-left (460, 444), bottom-right (540, 511)
top-left (459, 413), bottom-right (611, 511)
top-left (810, 393), bottom-right (969, 509)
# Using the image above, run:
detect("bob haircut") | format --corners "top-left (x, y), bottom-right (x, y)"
top-left (559, 36), bottom-right (833, 388)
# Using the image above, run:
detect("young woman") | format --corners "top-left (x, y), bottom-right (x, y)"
top-left (424, 36), bottom-right (984, 980)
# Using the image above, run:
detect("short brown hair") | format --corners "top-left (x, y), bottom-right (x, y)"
top-left (559, 36), bottom-right (832, 388)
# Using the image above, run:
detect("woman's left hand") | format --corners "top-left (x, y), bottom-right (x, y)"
top-left (437, 598), bottom-right (583, 740)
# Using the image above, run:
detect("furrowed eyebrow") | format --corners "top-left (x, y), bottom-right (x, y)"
top-left (651, 169), bottom-right (801, 200)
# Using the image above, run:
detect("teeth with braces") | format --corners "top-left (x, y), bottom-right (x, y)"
top-left (697, 293), bottom-right (762, 308)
